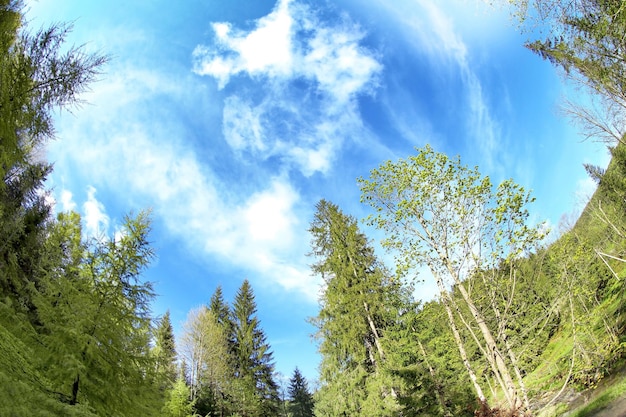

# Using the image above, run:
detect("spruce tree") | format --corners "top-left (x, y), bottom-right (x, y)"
top-left (231, 279), bottom-right (280, 417)
top-left (288, 367), bottom-right (314, 417)
top-left (309, 200), bottom-right (404, 416)
top-left (154, 310), bottom-right (178, 389)
top-left (209, 285), bottom-right (232, 327)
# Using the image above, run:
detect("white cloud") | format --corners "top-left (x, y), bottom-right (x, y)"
top-left (47, 63), bottom-right (320, 300)
top-left (222, 96), bottom-right (266, 152)
top-left (243, 179), bottom-right (298, 245)
top-left (83, 186), bottom-right (109, 237)
top-left (417, 1), bottom-right (504, 171)
top-left (370, 0), bottom-right (506, 173)
top-left (194, 0), bottom-right (294, 87)
top-left (193, 0), bottom-right (381, 177)
top-left (60, 189), bottom-right (77, 212)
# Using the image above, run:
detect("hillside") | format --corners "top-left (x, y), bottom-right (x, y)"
top-left (533, 144), bottom-right (626, 416)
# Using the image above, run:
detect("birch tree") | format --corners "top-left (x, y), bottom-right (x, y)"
top-left (359, 145), bottom-right (545, 414)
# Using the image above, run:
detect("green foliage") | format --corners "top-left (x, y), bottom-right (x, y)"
top-left (231, 280), bottom-right (280, 417)
top-left (180, 305), bottom-right (232, 416)
top-left (181, 283), bottom-right (279, 417)
top-left (0, 2), bottom-right (170, 415)
top-left (154, 310), bottom-right (178, 389)
top-left (512, 0), bottom-right (626, 144)
top-left (358, 145), bottom-right (544, 281)
top-left (288, 367), bottom-right (314, 417)
top-left (33, 211), bottom-right (161, 415)
top-left (391, 302), bottom-right (476, 417)
top-left (309, 200), bottom-right (406, 416)
top-left (0, 302), bottom-right (98, 417)
top-left (163, 377), bottom-right (196, 417)
top-left (0, 0), bottom-right (101, 317)
top-left (359, 145), bottom-right (547, 413)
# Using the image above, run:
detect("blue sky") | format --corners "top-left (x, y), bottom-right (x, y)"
top-left (26, 0), bottom-right (608, 384)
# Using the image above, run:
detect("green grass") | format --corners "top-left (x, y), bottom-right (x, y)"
top-left (567, 370), bottom-right (626, 417)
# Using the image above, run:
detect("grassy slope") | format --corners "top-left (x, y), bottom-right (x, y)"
top-left (528, 145), bottom-right (626, 416)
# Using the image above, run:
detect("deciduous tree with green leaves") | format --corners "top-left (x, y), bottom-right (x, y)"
top-left (359, 145), bottom-right (545, 414)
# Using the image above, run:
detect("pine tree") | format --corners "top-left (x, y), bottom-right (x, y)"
top-left (231, 280), bottom-right (280, 417)
top-left (288, 367), bottom-right (314, 417)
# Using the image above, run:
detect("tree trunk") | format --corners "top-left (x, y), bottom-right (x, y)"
top-left (435, 277), bottom-right (486, 403)
top-left (456, 281), bottom-right (521, 411)
top-left (70, 373), bottom-right (79, 405)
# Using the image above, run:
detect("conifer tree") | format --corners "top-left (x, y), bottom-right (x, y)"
top-left (0, 0), bottom-right (105, 313)
top-left (511, 0), bottom-right (626, 144)
top-left (231, 279), bottom-right (280, 417)
top-left (309, 200), bottom-right (404, 416)
top-left (288, 367), bottom-right (314, 417)
top-left (154, 310), bottom-right (178, 389)
top-left (210, 285), bottom-right (232, 327)
top-left (34, 211), bottom-right (160, 415)
top-left (163, 377), bottom-right (195, 417)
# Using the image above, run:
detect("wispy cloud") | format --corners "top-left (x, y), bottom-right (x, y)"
top-left (420, 0), bottom-right (503, 172)
top-left (193, 0), bottom-right (381, 177)
top-left (47, 62), bottom-right (319, 300)
top-left (60, 189), bottom-right (77, 212)
top-left (372, 0), bottom-right (506, 173)
top-left (83, 186), bottom-right (110, 237)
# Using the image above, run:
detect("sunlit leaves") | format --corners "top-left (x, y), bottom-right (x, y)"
top-left (359, 145), bottom-right (545, 283)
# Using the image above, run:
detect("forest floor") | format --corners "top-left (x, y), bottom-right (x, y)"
top-left (583, 395), bottom-right (626, 417)
top-left (561, 363), bottom-right (626, 417)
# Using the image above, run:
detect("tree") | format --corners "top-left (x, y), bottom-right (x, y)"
top-left (308, 200), bottom-right (403, 416)
top-left (0, 0), bottom-right (105, 313)
top-left (359, 145), bottom-right (545, 414)
top-left (510, 0), bottom-right (626, 145)
top-left (288, 368), bottom-right (314, 417)
top-left (231, 279), bottom-right (280, 417)
top-left (210, 285), bottom-right (233, 329)
top-left (34, 210), bottom-right (160, 415)
top-left (179, 305), bottom-right (232, 416)
top-left (163, 377), bottom-right (196, 417)
top-left (154, 310), bottom-right (178, 390)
